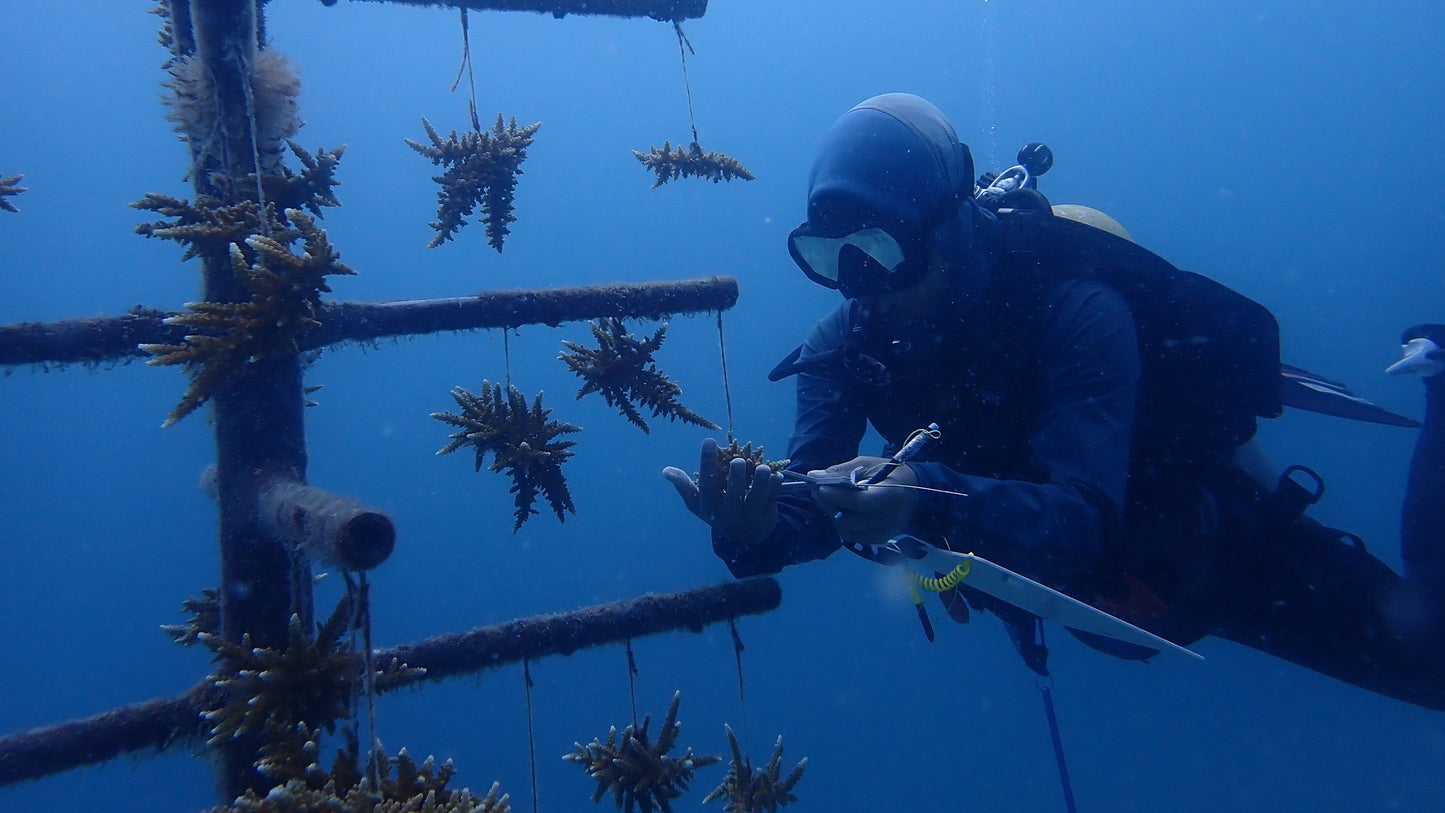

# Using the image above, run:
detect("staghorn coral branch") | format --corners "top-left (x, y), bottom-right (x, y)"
top-left (142, 211), bottom-right (354, 426)
top-left (0, 277), bottom-right (738, 367)
top-left (635, 141), bottom-right (754, 188)
top-left (565, 691), bottom-right (720, 813)
top-left (433, 381), bottom-right (580, 531)
top-left (703, 724), bottom-right (807, 813)
top-left (0, 174), bottom-right (26, 212)
top-left (407, 114), bottom-right (540, 251)
top-left (560, 318), bottom-right (718, 433)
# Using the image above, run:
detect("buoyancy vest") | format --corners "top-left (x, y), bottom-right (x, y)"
top-left (1000, 209), bottom-right (1283, 501)
top-left (837, 207), bottom-right (1282, 504)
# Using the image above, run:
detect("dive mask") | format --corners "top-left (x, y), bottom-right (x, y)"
top-left (787, 222), bottom-right (929, 298)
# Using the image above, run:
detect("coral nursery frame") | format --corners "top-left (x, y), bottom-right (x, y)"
top-left (0, 0), bottom-right (780, 802)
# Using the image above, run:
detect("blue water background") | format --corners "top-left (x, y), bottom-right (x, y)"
top-left (3, 1), bottom-right (1444, 809)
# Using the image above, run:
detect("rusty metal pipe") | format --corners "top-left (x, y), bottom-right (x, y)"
top-left (256, 479), bottom-right (396, 571)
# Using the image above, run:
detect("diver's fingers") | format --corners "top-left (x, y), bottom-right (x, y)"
top-left (742, 465), bottom-right (780, 521)
top-left (696, 438), bottom-right (723, 521)
top-left (722, 457), bottom-right (749, 519)
top-left (661, 466), bottom-right (701, 517)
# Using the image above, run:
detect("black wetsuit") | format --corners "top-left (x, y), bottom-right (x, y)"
top-left (715, 274), bottom-right (1445, 710)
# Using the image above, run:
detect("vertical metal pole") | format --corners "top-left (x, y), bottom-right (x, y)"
top-left (180, 0), bottom-right (313, 800)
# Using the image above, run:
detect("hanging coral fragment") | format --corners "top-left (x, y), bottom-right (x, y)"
top-left (703, 724), bottom-right (807, 813)
top-left (635, 141), bottom-right (754, 188)
top-left (432, 380), bottom-right (580, 531)
top-left (565, 691), bottom-right (720, 813)
top-left (636, 21), bottom-right (753, 189)
top-left (0, 174), bottom-right (25, 212)
top-left (406, 114), bottom-right (541, 251)
top-left (559, 317), bottom-right (719, 434)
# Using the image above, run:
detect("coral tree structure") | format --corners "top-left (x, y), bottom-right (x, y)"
top-left (702, 725), bottom-right (807, 813)
top-left (432, 380), bottom-right (581, 531)
top-left (0, 174), bottom-right (25, 212)
top-left (170, 591), bottom-right (477, 813)
top-left (193, 597), bottom-right (361, 748)
top-left (133, 140), bottom-right (349, 426)
top-left (134, 141), bottom-right (344, 260)
top-left (634, 141), bottom-right (754, 188)
top-left (406, 114), bottom-right (541, 251)
top-left (559, 317), bottom-right (718, 434)
top-left (137, 207), bottom-right (355, 425)
top-left (565, 692), bottom-right (720, 813)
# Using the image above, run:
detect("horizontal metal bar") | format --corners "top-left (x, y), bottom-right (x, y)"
top-left (0, 276), bottom-right (739, 367)
top-left (0, 689), bottom-right (209, 789)
top-left (378, 576), bottom-right (781, 686)
top-left (329, 0), bottom-right (708, 21)
top-left (306, 276), bottom-right (739, 346)
top-left (0, 576), bottom-right (778, 787)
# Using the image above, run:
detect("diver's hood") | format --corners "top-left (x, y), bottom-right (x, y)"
top-left (805, 93), bottom-right (976, 231)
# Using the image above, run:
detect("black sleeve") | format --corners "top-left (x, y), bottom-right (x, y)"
top-left (712, 304), bottom-right (862, 577)
top-left (907, 280), bottom-right (1139, 578)
top-left (714, 282), bottom-right (1138, 581)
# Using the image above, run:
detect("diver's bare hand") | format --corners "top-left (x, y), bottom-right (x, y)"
top-left (809, 456), bottom-right (920, 547)
top-left (663, 438), bottom-right (782, 546)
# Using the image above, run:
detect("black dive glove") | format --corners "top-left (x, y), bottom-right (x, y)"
top-left (662, 438), bottom-right (783, 546)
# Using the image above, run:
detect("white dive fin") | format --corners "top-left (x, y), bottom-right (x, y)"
top-left (1386, 337), bottom-right (1445, 378)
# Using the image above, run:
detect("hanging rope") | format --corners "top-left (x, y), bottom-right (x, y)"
top-left (358, 573), bottom-right (380, 788)
top-left (503, 327), bottom-right (513, 390)
top-left (235, 46), bottom-right (270, 232)
top-left (672, 21), bottom-right (699, 144)
top-left (716, 311), bottom-right (735, 442)
top-left (452, 9), bottom-right (483, 132)
top-left (340, 573), bottom-right (363, 774)
top-left (343, 570), bottom-right (381, 789)
top-left (523, 659), bottom-right (540, 813)
top-left (624, 639), bottom-right (640, 727)
top-left (727, 618), bottom-right (751, 759)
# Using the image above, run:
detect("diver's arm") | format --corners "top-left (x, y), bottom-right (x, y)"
top-left (908, 281), bottom-right (1139, 578)
top-left (712, 306), bottom-right (866, 577)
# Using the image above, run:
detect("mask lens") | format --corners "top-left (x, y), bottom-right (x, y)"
top-left (788, 226), bottom-right (917, 294)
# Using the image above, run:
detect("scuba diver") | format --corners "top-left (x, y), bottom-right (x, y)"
top-left (662, 92), bottom-right (1445, 711)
